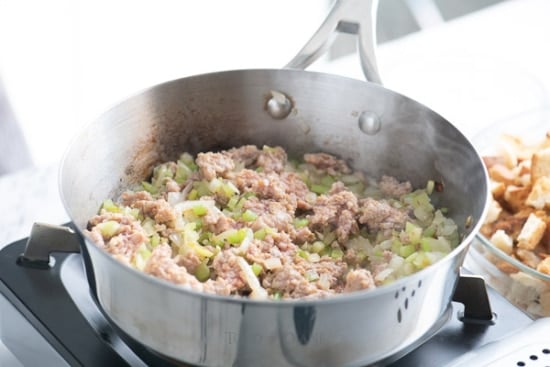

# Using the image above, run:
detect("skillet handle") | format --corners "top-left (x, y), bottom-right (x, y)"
top-left (18, 222), bottom-right (82, 268)
top-left (285, 0), bottom-right (381, 84)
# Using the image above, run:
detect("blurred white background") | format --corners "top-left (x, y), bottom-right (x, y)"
top-left (0, 0), bottom-right (328, 168)
top-left (0, 0), bottom-right (549, 169)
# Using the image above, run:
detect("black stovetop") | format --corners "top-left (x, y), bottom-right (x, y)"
top-left (0, 234), bottom-right (534, 367)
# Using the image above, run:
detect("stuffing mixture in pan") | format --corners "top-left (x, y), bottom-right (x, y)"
top-left (86, 145), bottom-right (459, 299)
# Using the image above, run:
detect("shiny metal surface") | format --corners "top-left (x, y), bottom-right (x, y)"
top-left (57, 0), bottom-right (488, 365)
top-left (286, 0), bottom-right (381, 83)
top-left (59, 67), bottom-right (488, 366)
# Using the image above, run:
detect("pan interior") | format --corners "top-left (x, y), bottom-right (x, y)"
top-left (60, 68), bottom-right (487, 246)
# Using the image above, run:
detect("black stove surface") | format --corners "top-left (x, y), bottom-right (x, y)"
top-left (0, 235), bottom-right (534, 367)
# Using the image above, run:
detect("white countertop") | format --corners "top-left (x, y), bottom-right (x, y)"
top-left (1, 0), bottom-right (549, 247)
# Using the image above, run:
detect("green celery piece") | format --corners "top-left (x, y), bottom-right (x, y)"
top-left (195, 262), bottom-right (211, 282)
top-left (242, 209), bottom-right (258, 222)
top-left (251, 263), bottom-right (263, 276)
top-left (311, 184), bottom-right (329, 195)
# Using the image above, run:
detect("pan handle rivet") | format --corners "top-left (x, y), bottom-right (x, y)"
top-left (266, 90), bottom-right (293, 120)
top-left (358, 111), bottom-right (381, 135)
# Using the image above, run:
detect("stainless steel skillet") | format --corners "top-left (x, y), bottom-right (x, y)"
top-left (25, 1), bottom-right (489, 366)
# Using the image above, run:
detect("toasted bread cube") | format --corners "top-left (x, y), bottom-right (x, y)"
top-left (504, 185), bottom-right (531, 212)
top-left (516, 173), bottom-right (531, 187)
top-left (531, 147), bottom-right (550, 184)
top-left (488, 164), bottom-right (517, 184)
top-left (517, 159), bottom-right (532, 175)
top-left (490, 181), bottom-right (506, 200)
top-left (489, 229), bottom-right (513, 254)
top-left (537, 257), bottom-right (550, 275)
top-left (517, 213), bottom-right (547, 250)
top-left (526, 176), bottom-right (550, 209)
top-left (485, 199), bottom-right (503, 224)
top-left (497, 138), bottom-right (519, 168)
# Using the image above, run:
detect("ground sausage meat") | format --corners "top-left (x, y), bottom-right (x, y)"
top-left (86, 144), bottom-right (459, 300)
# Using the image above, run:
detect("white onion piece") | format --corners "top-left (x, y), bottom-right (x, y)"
top-left (167, 191), bottom-right (185, 206)
top-left (236, 257), bottom-right (268, 300)
top-left (233, 229), bottom-right (253, 255)
top-left (264, 257), bottom-right (282, 270)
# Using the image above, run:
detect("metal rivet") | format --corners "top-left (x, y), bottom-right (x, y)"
top-left (266, 90), bottom-right (293, 120)
top-left (358, 111), bottom-right (381, 135)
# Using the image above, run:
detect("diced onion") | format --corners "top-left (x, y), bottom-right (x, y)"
top-left (264, 257), bottom-right (282, 270)
top-left (236, 257), bottom-right (268, 299)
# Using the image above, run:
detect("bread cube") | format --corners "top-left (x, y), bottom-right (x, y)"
top-left (526, 176), bottom-right (550, 209)
top-left (531, 147), bottom-right (550, 184)
top-left (517, 213), bottom-right (547, 250)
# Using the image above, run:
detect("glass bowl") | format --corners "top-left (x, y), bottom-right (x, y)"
top-left (464, 106), bottom-right (550, 319)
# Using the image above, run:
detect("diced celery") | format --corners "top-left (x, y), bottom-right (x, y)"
top-left (412, 252), bottom-right (432, 269)
top-left (405, 222), bottom-right (422, 245)
top-left (420, 237), bottom-right (432, 251)
top-left (414, 206), bottom-right (433, 223)
top-left (178, 152), bottom-right (196, 168)
top-left (194, 218), bottom-right (203, 230)
top-left (222, 182), bottom-right (240, 198)
top-left (355, 250), bottom-right (367, 263)
top-left (305, 269), bottom-right (319, 282)
top-left (150, 233), bottom-right (160, 247)
top-left (254, 228), bottom-right (267, 240)
top-left (320, 175), bottom-right (335, 187)
top-left (182, 223), bottom-right (213, 258)
top-left (235, 197), bottom-right (248, 211)
top-left (341, 173), bottom-right (361, 184)
top-left (391, 238), bottom-right (402, 253)
top-left (188, 189), bottom-right (199, 200)
top-left (195, 262), bottom-right (211, 282)
top-left (297, 248), bottom-right (309, 259)
top-left (226, 196), bottom-right (239, 210)
top-left (348, 182), bottom-right (365, 195)
top-left (293, 217), bottom-right (309, 229)
top-left (194, 181), bottom-right (211, 197)
top-left (228, 228), bottom-right (248, 244)
top-left (319, 247), bottom-right (332, 257)
top-left (153, 163), bottom-right (174, 180)
top-left (322, 230), bottom-right (337, 245)
top-left (125, 207), bottom-right (141, 219)
top-left (97, 221), bottom-right (120, 239)
top-left (141, 181), bottom-right (158, 194)
top-left (422, 225), bottom-right (436, 238)
top-left (251, 263), bottom-right (263, 276)
top-left (399, 244), bottom-right (415, 258)
top-left (311, 241), bottom-right (325, 254)
top-left (311, 184), bottom-right (329, 194)
top-left (272, 291), bottom-right (283, 300)
top-left (175, 162), bottom-right (192, 184)
top-left (192, 205), bottom-right (208, 217)
top-left (133, 245), bottom-right (152, 270)
top-left (101, 199), bottom-right (121, 213)
top-left (421, 237), bottom-right (451, 253)
top-left (242, 209), bottom-right (258, 222)
top-left (331, 248), bottom-right (344, 260)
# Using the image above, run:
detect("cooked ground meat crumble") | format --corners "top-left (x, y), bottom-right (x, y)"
top-left (86, 145), bottom-right (459, 299)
